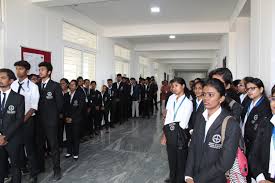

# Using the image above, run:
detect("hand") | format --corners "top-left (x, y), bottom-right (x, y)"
top-left (0, 135), bottom-right (8, 146)
top-left (186, 179), bottom-right (194, 183)
top-left (65, 118), bottom-right (72, 124)
top-left (160, 134), bottom-right (166, 145)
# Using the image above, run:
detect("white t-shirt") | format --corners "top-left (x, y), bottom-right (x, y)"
top-left (164, 94), bottom-right (193, 129)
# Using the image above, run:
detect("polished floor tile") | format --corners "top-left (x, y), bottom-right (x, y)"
top-left (23, 114), bottom-right (169, 183)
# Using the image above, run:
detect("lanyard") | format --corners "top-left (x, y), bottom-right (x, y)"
top-left (272, 126), bottom-right (275, 151)
top-left (173, 96), bottom-right (186, 121)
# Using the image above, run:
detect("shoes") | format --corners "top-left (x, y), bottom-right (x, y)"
top-left (49, 171), bottom-right (61, 182)
top-left (65, 153), bottom-right (72, 158)
top-left (73, 156), bottom-right (79, 160)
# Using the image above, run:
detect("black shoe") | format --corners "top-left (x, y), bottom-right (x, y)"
top-left (65, 153), bottom-right (72, 158)
top-left (164, 178), bottom-right (170, 183)
top-left (29, 176), bottom-right (38, 183)
top-left (73, 155), bottom-right (79, 161)
top-left (21, 168), bottom-right (30, 176)
top-left (50, 171), bottom-right (61, 182)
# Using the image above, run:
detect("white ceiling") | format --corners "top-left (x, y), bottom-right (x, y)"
top-left (71, 0), bottom-right (239, 27)
top-left (126, 34), bottom-right (223, 44)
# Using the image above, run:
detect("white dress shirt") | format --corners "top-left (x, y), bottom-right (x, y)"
top-left (0, 88), bottom-right (11, 108)
top-left (41, 78), bottom-right (50, 89)
top-left (165, 94), bottom-right (193, 129)
top-left (240, 93), bottom-right (247, 104)
top-left (202, 107), bottom-right (222, 142)
top-left (11, 78), bottom-right (40, 115)
top-left (256, 114), bottom-right (275, 182)
top-left (196, 98), bottom-right (203, 111)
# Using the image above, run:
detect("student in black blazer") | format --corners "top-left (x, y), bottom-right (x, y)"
top-left (209, 68), bottom-right (243, 122)
top-left (238, 77), bottom-right (253, 108)
top-left (185, 79), bottom-right (241, 183)
top-left (249, 85), bottom-right (275, 183)
top-left (112, 74), bottom-right (125, 124)
top-left (37, 62), bottom-right (64, 181)
top-left (189, 80), bottom-right (205, 130)
top-left (140, 78), bottom-right (151, 119)
top-left (0, 69), bottom-right (25, 183)
top-left (241, 78), bottom-right (272, 183)
top-left (100, 85), bottom-right (111, 132)
top-left (88, 81), bottom-right (101, 136)
top-left (64, 80), bottom-right (85, 160)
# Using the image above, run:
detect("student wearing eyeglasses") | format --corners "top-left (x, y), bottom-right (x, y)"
top-left (249, 85), bottom-right (275, 183)
top-left (241, 78), bottom-right (272, 183)
top-left (238, 77), bottom-right (253, 107)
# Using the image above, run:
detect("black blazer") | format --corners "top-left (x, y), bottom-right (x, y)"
top-left (88, 89), bottom-right (101, 108)
top-left (0, 90), bottom-right (25, 146)
top-left (38, 80), bottom-right (64, 127)
top-left (226, 88), bottom-right (241, 104)
top-left (63, 90), bottom-right (85, 123)
top-left (189, 99), bottom-right (204, 130)
top-left (185, 109), bottom-right (241, 183)
top-left (242, 96), bottom-right (272, 154)
top-left (224, 96), bottom-right (243, 122)
top-left (101, 92), bottom-right (111, 110)
top-left (249, 115), bottom-right (275, 182)
top-left (112, 82), bottom-right (125, 99)
top-left (241, 95), bottom-right (251, 108)
top-left (140, 84), bottom-right (151, 101)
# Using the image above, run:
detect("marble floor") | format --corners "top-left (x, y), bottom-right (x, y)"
top-left (22, 113), bottom-right (169, 183)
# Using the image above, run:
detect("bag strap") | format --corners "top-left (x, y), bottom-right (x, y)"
top-left (228, 100), bottom-right (236, 109)
top-left (221, 116), bottom-right (232, 145)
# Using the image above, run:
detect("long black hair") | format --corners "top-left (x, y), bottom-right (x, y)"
top-left (247, 77), bottom-right (266, 96)
top-left (204, 79), bottom-right (226, 97)
top-left (173, 77), bottom-right (191, 98)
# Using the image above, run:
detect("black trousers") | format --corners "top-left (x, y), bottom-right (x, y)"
top-left (65, 122), bottom-right (80, 156)
top-left (100, 109), bottom-right (110, 129)
top-left (141, 99), bottom-right (151, 118)
top-left (89, 108), bottom-right (101, 133)
top-left (111, 99), bottom-right (121, 124)
top-left (166, 145), bottom-right (188, 183)
top-left (36, 124), bottom-right (60, 173)
top-left (19, 117), bottom-right (39, 176)
top-left (153, 94), bottom-right (158, 111)
top-left (0, 144), bottom-right (21, 183)
top-left (58, 117), bottom-right (65, 148)
top-left (80, 105), bottom-right (90, 138)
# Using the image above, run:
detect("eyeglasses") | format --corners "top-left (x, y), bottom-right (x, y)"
top-left (269, 96), bottom-right (275, 102)
top-left (202, 92), bottom-right (216, 98)
top-left (246, 87), bottom-right (258, 92)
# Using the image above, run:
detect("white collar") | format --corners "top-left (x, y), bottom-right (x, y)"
top-left (17, 78), bottom-right (28, 84)
top-left (196, 98), bottom-right (202, 104)
top-left (42, 78), bottom-right (50, 84)
top-left (251, 96), bottom-right (263, 107)
top-left (203, 107), bottom-right (222, 121)
top-left (175, 94), bottom-right (186, 103)
top-left (271, 115), bottom-right (275, 126)
top-left (1, 88), bottom-right (12, 96)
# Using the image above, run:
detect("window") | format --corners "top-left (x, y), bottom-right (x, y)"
top-left (114, 45), bottom-right (130, 60)
top-left (139, 56), bottom-right (150, 77)
top-left (115, 60), bottom-right (129, 77)
top-left (63, 22), bottom-right (97, 50)
top-left (63, 22), bottom-right (97, 80)
top-left (63, 47), bottom-right (96, 81)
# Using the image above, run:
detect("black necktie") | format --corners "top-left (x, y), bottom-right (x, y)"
top-left (1, 93), bottom-right (6, 111)
top-left (18, 82), bottom-right (23, 94)
top-left (42, 83), bottom-right (46, 89)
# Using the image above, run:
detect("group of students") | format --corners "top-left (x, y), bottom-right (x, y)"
top-left (161, 67), bottom-right (275, 183)
top-left (0, 60), bottom-right (161, 183)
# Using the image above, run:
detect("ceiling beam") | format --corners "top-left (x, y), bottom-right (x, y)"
top-left (103, 22), bottom-right (229, 37)
top-left (134, 42), bottom-right (219, 52)
top-left (229, 0), bottom-right (248, 31)
top-left (138, 50), bottom-right (216, 59)
top-left (155, 58), bottom-right (213, 64)
top-left (32, 0), bottom-right (115, 7)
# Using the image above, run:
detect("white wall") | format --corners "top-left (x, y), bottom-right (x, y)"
top-left (3, 0), bottom-right (139, 89)
top-left (175, 71), bottom-right (207, 85)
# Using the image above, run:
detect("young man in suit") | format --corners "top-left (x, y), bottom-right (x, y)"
top-left (0, 69), bottom-right (25, 183)
top-left (88, 81), bottom-right (101, 136)
top-left (11, 61), bottom-right (40, 183)
top-left (37, 62), bottom-right (64, 181)
top-left (107, 79), bottom-right (115, 128)
top-left (112, 74), bottom-right (125, 124)
top-left (100, 85), bottom-right (111, 132)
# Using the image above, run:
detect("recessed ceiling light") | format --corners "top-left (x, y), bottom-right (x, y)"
top-left (151, 6), bottom-right (160, 13)
top-left (169, 35), bottom-right (176, 39)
